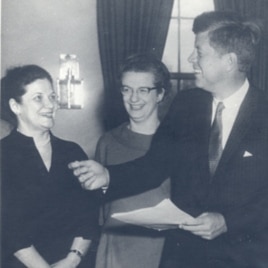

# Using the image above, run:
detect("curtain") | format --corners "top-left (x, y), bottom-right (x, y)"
top-left (97, 0), bottom-right (174, 129)
top-left (214, 0), bottom-right (268, 95)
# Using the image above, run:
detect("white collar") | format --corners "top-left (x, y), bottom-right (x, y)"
top-left (213, 79), bottom-right (249, 109)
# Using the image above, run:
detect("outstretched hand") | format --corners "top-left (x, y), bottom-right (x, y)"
top-left (68, 160), bottom-right (110, 190)
top-left (179, 212), bottom-right (227, 240)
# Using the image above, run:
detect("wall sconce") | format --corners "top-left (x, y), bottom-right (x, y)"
top-left (56, 54), bottom-right (84, 109)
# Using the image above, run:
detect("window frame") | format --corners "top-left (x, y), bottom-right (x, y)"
top-left (163, 0), bottom-right (214, 92)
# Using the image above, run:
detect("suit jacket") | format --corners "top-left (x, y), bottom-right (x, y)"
top-left (107, 86), bottom-right (268, 267)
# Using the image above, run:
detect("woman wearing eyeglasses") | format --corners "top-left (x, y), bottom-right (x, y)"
top-left (95, 54), bottom-right (171, 268)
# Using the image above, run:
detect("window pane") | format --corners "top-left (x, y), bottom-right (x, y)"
top-left (162, 0), bottom-right (215, 73)
top-left (162, 18), bottom-right (179, 73)
top-left (180, 78), bottom-right (196, 90)
top-left (171, 0), bottom-right (179, 17)
top-left (180, 19), bottom-right (195, 72)
top-left (180, 0), bottom-right (214, 18)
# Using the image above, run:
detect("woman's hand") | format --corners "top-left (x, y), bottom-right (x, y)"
top-left (51, 252), bottom-right (81, 268)
top-left (14, 246), bottom-right (51, 268)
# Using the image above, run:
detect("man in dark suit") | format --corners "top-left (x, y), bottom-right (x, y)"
top-left (70, 11), bottom-right (268, 268)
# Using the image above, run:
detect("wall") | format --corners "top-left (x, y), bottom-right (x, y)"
top-left (1, 0), bottom-right (104, 157)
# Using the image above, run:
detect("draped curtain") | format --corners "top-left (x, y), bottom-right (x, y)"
top-left (97, 0), bottom-right (174, 129)
top-left (214, 0), bottom-right (268, 95)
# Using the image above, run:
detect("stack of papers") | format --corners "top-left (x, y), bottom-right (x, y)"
top-left (112, 198), bottom-right (195, 230)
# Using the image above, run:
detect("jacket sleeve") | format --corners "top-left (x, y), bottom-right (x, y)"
top-left (67, 143), bottom-right (101, 240)
top-left (94, 135), bottom-right (108, 165)
top-left (106, 91), bottom-right (192, 201)
top-left (2, 161), bottom-right (37, 253)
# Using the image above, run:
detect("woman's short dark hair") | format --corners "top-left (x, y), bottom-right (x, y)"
top-left (193, 11), bottom-right (261, 73)
top-left (1, 65), bottom-right (53, 126)
top-left (118, 53), bottom-right (171, 97)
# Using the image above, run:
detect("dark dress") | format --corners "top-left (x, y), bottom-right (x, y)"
top-left (1, 130), bottom-right (100, 268)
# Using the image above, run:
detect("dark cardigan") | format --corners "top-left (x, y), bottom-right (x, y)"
top-left (1, 130), bottom-right (100, 267)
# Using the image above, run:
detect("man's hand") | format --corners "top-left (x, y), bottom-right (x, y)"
top-left (179, 212), bottom-right (227, 240)
top-left (68, 160), bottom-right (109, 190)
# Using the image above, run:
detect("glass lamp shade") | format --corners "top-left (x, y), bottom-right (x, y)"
top-left (57, 54), bottom-right (83, 109)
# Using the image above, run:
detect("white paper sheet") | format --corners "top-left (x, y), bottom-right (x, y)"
top-left (111, 198), bottom-right (196, 230)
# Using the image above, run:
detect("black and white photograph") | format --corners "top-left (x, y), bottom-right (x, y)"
top-left (1, 0), bottom-right (268, 267)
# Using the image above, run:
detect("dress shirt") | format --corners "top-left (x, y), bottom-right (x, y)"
top-left (211, 79), bottom-right (249, 149)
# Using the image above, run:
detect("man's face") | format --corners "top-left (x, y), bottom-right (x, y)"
top-left (188, 31), bottom-right (227, 94)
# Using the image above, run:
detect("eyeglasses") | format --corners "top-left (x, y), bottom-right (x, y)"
top-left (120, 86), bottom-right (158, 97)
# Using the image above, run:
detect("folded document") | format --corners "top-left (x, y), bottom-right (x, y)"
top-left (111, 198), bottom-right (195, 230)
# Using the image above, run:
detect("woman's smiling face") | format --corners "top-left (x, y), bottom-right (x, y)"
top-left (12, 78), bottom-right (58, 133)
top-left (121, 71), bottom-right (164, 124)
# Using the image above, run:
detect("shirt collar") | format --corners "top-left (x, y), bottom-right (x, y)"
top-left (213, 79), bottom-right (249, 109)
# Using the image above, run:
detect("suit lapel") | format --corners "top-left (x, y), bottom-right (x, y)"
top-left (193, 93), bottom-right (212, 146)
top-left (215, 87), bottom-right (257, 177)
top-left (191, 92), bottom-right (212, 180)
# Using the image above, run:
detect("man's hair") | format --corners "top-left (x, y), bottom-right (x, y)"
top-left (1, 65), bottom-right (53, 126)
top-left (118, 53), bottom-right (171, 96)
top-left (193, 11), bottom-right (261, 72)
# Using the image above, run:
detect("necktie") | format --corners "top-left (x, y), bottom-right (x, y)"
top-left (209, 102), bottom-right (225, 176)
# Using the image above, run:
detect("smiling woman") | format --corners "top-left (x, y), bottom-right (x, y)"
top-left (94, 54), bottom-right (171, 268)
top-left (10, 78), bottom-right (57, 137)
top-left (120, 71), bottom-right (165, 131)
top-left (1, 65), bottom-right (100, 268)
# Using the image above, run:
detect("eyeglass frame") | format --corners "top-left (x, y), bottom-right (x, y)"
top-left (120, 86), bottom-right (159, 97)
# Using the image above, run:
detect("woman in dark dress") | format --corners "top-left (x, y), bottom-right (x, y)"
top-left (1, 65), bottom-right (100, 268)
